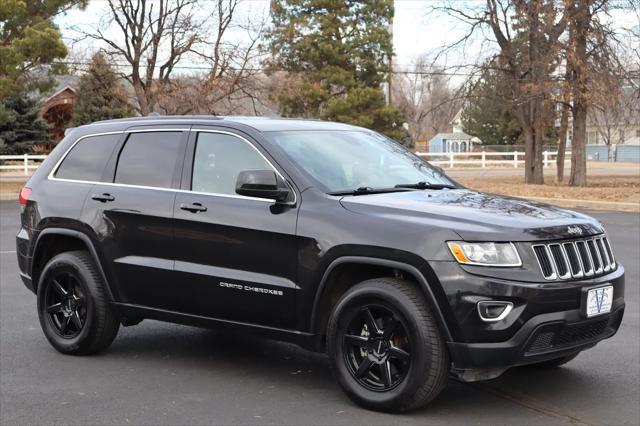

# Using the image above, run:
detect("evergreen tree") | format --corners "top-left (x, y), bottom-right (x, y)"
top-left (266, 0), bottom-right (410, 145)
top-left (72, 53), bottom-right (134, 125)
top-left (0, 1), bottom-right (88, 100)
top-left (0, 97), bottom-right (51, 154)
top-left (461, 67), bottom-right (522, 146)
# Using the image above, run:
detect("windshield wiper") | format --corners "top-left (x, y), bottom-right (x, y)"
top-left (394, 182), bottom-right (456, 190)
top-left (328, 186), bottom-right (416, 196)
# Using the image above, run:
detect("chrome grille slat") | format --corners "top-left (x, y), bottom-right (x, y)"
top-left (533, 245), bottom-right (557, 280)
top-left (587, 240), bottom-right (603, 274)
top-left (549, 244), bottom-right (571, 279)
top-left (596, 238), bottom-right (611, 272)
top-left (576, 241), bottom-right (595, 276)
top-left (532, 235), bottom-right (616, 281)
top-left (563, 242), bottom-right (584, 278)
top-left (603, 237), bottom-right (616, 267)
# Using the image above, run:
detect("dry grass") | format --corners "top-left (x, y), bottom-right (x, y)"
top-left (456, 175), bottom-right (640, 204)
top-left (0, 181), bottom-right (25, 196)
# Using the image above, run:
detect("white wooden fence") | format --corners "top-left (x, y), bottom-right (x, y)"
top-left (415, 151), bottom-right (572, 168)
top-left (0, 151), bottom-right (572, 176)
top-left (0, 154), bottom-right (47, 175)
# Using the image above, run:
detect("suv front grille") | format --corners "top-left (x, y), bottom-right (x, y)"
top-left (532, 236), bottom-right (616, 280)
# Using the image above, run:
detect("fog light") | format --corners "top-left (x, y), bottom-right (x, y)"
top-left (477, 301), bottom-right (513, 322)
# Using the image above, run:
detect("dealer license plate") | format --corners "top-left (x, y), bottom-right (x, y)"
top-left (586, 286), bottom-right (613, 317)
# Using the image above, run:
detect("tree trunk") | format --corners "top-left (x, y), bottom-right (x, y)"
top-left (556, 103), bottom-right (569, 182)
top-left (520, 101), bottom-right (545, 185)
top-left (132, 81), bottom-right (150, 115)
top-left (567, 0), bottom-right (590, 187)
top-left (531, 102), bottom-right (547, 185)
top-left (569, 102), bottom-right (587, 186)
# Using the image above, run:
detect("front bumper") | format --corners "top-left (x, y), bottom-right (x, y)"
top-left (429, 261), bottom-right (625, 374)
top-left (448, 303), bottom-right (624, 372)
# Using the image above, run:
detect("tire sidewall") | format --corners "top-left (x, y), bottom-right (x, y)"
top-left (328, 284), bottom-right (436, 411)
top-left (37, 253), bottom-right (97, 353)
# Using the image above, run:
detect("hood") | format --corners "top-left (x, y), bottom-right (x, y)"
top-left (339, 189), bottom-right (604, 242)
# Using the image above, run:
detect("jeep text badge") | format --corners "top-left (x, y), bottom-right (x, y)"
top-left (567, 225), bottom-right (584, 236)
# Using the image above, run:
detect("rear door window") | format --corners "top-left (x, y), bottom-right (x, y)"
top-left (55, 134), bottom-right (121, 181)
top-left (115, 132), bottom-right (183, 188)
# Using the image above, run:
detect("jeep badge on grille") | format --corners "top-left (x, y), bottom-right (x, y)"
top-left (567, 225), bottom-right (584, 236)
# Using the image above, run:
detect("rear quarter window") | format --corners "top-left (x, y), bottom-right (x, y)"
top-left (54, 134), bottom-right (121, 181)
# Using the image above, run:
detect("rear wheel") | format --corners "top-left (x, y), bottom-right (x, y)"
top-left (327, 278), bottom-right (449, 412)
top-left (37, 251), bottom-right (119, 355)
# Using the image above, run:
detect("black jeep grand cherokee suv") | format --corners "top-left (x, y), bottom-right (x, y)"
top-left (17, 116), bottom-right (624, 412)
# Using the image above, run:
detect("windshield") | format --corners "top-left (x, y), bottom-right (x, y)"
top-left (266, 130), bottom-right (456, 193)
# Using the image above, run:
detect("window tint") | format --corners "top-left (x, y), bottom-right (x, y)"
top-left (192, 132), bottom-right (271, 195)
top-left (55, 134), bottom-right (120, 181)
top-left (115, 132), bottom-right (183, 188)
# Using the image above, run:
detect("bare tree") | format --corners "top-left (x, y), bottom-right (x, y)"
top-left (588, 87), bottom-right (638, 147)
top-left (393, 58), bottom-right (464, 143)
top-left (564, 0), bottom-right (633, 186)
top-left (435, 0), bottom-right (567, 184)
top-left (77, 0), bottom-right (203, 114)
top-left (73, 0), bottom-right (265, 116)
top-left (193, 4), bottom-right (269, 115)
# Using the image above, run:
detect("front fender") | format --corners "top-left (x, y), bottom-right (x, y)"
top-left (309, 255), bottom-right (455, 342)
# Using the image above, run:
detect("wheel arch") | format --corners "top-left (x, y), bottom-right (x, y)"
top-left (31, 228), bottom-right (115, 302)
top-left (310, 256), bottom-right (453, 343)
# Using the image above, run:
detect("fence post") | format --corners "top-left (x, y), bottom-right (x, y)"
top-left (543, 151), bottom-right (549, 168)
top-left (23, 154), bottom-right (29, 176)
top-left (481, 151), bottom-right (486, 168)
top-left (449, 153), bottom-right (454, 168)
top-left (513, 151), bottom-right (518, 168)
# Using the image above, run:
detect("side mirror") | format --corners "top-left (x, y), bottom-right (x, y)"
top-left (235, 170), bottom-right (291, 202)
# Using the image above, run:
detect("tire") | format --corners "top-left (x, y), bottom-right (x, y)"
top-left (527, 353), bottom-right (579, 368)
top-left (327, 278), bottom-right (449, 412)
top-left (37, 250), bottom-right (120, 355)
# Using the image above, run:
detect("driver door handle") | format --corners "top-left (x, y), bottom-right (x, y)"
top-left (180, 202), bottom-right (207, 213)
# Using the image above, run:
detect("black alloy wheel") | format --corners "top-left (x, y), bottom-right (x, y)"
top-left (44, 272), bottom-right (87, 338)
top-left (342, 305), bottom-right (412, 392)
top-left (37, 251), bottom-right (120, 355)
top-left (327, 278), bottom-right (449, 412)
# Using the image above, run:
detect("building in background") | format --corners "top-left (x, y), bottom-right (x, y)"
top-left (427, 110), bottom-right (481, 153)
top-left (38, 77), bottom-right (78, 142)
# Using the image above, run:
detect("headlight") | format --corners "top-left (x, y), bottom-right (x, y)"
top-left (447, 242), bottom-right (521, 267)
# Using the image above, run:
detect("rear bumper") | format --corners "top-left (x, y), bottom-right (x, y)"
top-left (16, 227), bottom-right (35, 293)
top-left (448, 303), bottom-right (624, 371)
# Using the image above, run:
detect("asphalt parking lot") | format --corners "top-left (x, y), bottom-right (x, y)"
top-left (0, 200), bottom-right (638, 425)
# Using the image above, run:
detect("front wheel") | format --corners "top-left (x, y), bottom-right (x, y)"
top-left (327, 278), bottom-right (449, 412)
top-left (37, 251), bottom-right (120, 355)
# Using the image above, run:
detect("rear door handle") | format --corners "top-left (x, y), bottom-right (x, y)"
top-left (91, 193), bottom-right (115, 203)
top-left (179, 202), bottom-right (207, 213)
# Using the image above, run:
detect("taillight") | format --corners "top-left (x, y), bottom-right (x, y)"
top-left (18, 187), bottom-right (32, 206)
